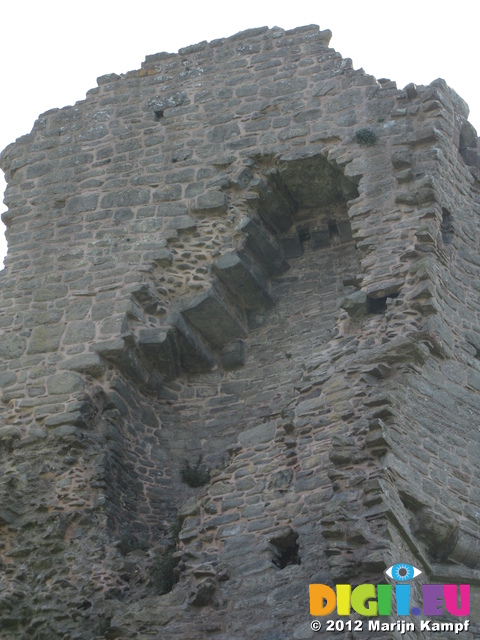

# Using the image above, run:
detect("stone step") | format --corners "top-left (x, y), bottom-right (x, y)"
top-left (180, 287), bottom-right (248, 349)
top-left (94, 334), bottom-right (164, 395)
top-left (212, 250), bottom-right (274, 310)
top-left (170, 312), bottom-right (218, 373)
top-left (238, 216), bottom-right (289, 276)
top-left (138, 327), bottom-right (181, 380)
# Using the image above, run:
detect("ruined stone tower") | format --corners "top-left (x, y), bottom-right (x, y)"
top-left (1, 24), bottom-right (480, 639)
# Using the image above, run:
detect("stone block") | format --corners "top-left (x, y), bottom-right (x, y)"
top-left (62, 354), bottom-right (105, 378)
top-left (0, 425), bottom-right (22, 442)
top-left (99, 314), bottom-right (129, 337)
top-left (251, 173), bottom-right (295, 233)
top-left (97, 73), bottom-right (121, 85)
top-left (27, 325), bottom-right (64, 354)
top-left (26, 162), bottom-right (54, 178)
top-left (138, 327), bottom-right (181, 380)
top-left (177, 497), bottom-right (200, 520)
top-left (143, 248), bottom-right (173, 266)
top-left (65, 194), bottom-right (98, 215)
top-left (281, 233), bottom-right (303, 258)
top-left (213, 251), bottom-right (273, 309)
top-left (128, 283), bottom-right (161, 312)
top-left (337, 220), bottom-right (353, 243)
top-left (181, 288), bottom-right (247, 349)
top-left (47, 372), bottom-right (84, 395)
top-left (51, 425), bottom-right (82, 441)
top-left (238, 216), bottom-right (289, 276)
top-left (221, 339), bottom-right (245, 370)
top-left (238, 421), bottom-right (276, 447)
top-left (115, 348), bottom-right (150, 386)
top-left (146, 90), bottom-right (189, 115)
top-left (0, 371), bottom-right (16, 387)
top-left (208, 122), bottom-right (241, 143)
top-left (44, 411), bottom-right (87, 429)
top-left (260, 78), bottom-right (307, 98)
top-left (194, 191), bottom-right (227, 214)
top-left (78, 124), bottom-right (108, 141)
top-left (94, 338), bottom-right (129, 359)
top-left (188, 578), bottom-right (216, 607)
top-left (63, 320), bottom-right (95, 345)
top-left (341, 290), bottom-right (367, 316)
top-left (0, 333), bottom-right (26, 359)
top-left (171, 313), bottom-right (218, 373)
top-left (101, 189), bottom-right (150, 208)
top-left (156, 202), bottom-right (189, 217)
top-left (310, 227), bottom-right (330, 250)
top-left (163, 215), bottom-right (197, 231)
top-left (152, 184), bottom-right (182, 201)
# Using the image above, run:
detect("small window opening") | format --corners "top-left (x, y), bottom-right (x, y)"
top-left (269, 528), bottom-right (301, 569)
top-left (154, 109), bottom-right (164, 120)
top-left (367, 293), bottom-right (398, 314)
top-left (441, 208), bottom-right (454, 245)
top-left (297, 225), bottom-right (311, 244)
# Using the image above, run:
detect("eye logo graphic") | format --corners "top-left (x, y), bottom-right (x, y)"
top-left (309, 562), bottom-right (470, 617)
top-left (385, 563), bottom-right (422, 582)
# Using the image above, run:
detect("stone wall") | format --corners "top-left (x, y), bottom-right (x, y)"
top-left (1, 24), bottom-right (480, 639)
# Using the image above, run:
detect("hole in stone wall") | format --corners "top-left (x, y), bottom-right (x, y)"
top-left (269, 528), bottom-right (301, 569)
top-left (154, 109), bottom-right (164, 120)
top-left (441, 208), bottom-right (454, 245)
top-left (328, 221), bottom-right (340, 246)
top-left (246, 154), bottom-right (359, 272)
top-left (367, 293), bottom-right (398, 314)
top-left (297, 225), bottom-right (311, 244)
top-left (291, 218), bottom-right (353, 252)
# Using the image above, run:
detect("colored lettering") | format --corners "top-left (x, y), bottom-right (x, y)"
top-left (423, 584), bottom-right (444, 616)
top-left (336, 584), bottom-right (351, 616)
top-left (444, 584), bottom-right (470, 616)
top-left (351, 584), bottom-right (377, 616)
top-left (377, 584), bottom-right (392, 615)
top-left (309, 584), bottom-right (336, 616)
top-left (395, 583), bottom-right (410, 615)
top-left (309, 575), bottom-right (470, 618)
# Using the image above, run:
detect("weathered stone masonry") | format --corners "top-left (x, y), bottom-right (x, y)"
top-left (1, 23), bottom-right (480, 639)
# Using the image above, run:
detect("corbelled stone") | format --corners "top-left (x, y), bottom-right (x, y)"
top-left (212, 251), bottom-right (273, 309)
top-left (181, 288), bottom-right (248, 348)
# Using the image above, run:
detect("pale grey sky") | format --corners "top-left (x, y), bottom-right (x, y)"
top-left (1, 1), bottom-right (479, 266)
